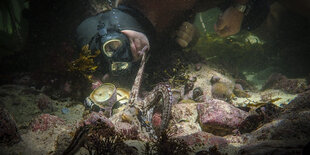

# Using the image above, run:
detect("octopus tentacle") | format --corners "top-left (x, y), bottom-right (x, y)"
top-left (143, 83), bottom-right (173, 132)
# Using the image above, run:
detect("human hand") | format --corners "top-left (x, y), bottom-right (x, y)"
top-left (176, 22), bottom-right (196, 48)
top-left (121, 30), bottom-right (149, 62)
top-left (214, 7), bottom-right (244, 37)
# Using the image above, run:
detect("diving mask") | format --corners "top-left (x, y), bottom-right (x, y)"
top-left (100, 30), bottom-right (133, 76)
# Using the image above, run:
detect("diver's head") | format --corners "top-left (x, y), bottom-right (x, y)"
top-left (99, 28), bottom-right (149, 76)
top-left (77, 6), bottom-right (153, 76)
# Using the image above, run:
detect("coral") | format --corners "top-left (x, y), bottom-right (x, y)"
top-left (31, 114), bottom-right (64, 132)
top-left (0, 107), bottom-right (21, 145)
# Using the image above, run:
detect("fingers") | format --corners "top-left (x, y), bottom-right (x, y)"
top-left (215, 26), bottom-right (231, 37)
top-left (176, 22), bottom-right (195, 48)
top-left (214, 14), bottom-right (225, 31)
top-left (121, 30), bottom-right (149, 62)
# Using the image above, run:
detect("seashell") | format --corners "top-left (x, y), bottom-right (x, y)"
top-left (210, 75), bottom-right (220, 85)
top-left (193, 87), bottom-right (203, 102)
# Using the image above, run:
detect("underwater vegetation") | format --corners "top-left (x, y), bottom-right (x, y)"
top-left (68, 44), bottom-right (101, 81)
top-left (143, 130), bottom-right (192, 155)
top-left (64, 115), bottom-right (192, 155)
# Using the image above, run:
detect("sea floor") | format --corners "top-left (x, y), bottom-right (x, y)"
top-left (0, 63), bottom-right (309, 155)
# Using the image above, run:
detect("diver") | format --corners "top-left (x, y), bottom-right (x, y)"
top-left (76, 0), bottom-right (270, 87)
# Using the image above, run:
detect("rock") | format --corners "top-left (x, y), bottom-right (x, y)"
top-left (170, 103), bottom-right (201, 137)
top-left (233, 83), bottom-right (251, 98)
top-left (170, 122), bottom-right (202, 138)
top-left (54, 130), bottom-right (73, 154)
top-left (61, 107), bottom-right (69, 114)
top-left (283, 89), bottom-right (310, 112)
top-left (235, 79), bottom-right (256, 91)
top-left (195, 63), bottom-right (202, 71)
top-left (171, 103), bottom-right (198, 124)
top-left (0, 107), bottom-right (21, 145)
top-left (31, 114), bottom-right (65, 132)
top-left (177, 131), bottom-right (228, 147)
top-left (239, 140), bottom-right (305, 155)
top-left (238, 114), bottom-right (264, 133)
top-left (238, 114), bottom-right (264, 134)
top-left (247, 111), bottom-right (310, 144)
top-left (197, 99), bottom-right (249, 136)
top-left (114, 122), bottom-right (139, 139)
top-left (224, 135), bottom-right (248, 144)
top-left (233, 88), bottom-right (251, 98)
top-left (79, 111), bottom-right (113, 128)
top-left (262, 73), bottom-right (307, 94)
top-left (234, 83), bottom-right (243, 91)
top-left (36, 94), bottom-right (55, 112)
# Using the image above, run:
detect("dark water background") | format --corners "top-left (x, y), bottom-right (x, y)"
top-left (0, 0), bottom-right (309, 88)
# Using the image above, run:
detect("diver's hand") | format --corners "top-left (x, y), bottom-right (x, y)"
top-left (176, 22), bottom-right (196, 48)
top-left (214, 7), bottom-right (244, 37)
top-left (121, 30), bottom-right (150, 62)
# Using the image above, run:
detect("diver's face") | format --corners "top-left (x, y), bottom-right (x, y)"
top-left (121, 30), bottom-right (150, 62)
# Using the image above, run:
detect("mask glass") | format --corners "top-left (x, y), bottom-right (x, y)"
top-left (100, 31), bottom-right (133, 76)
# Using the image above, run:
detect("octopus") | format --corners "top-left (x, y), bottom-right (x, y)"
top-left (122, 46), bottom-right (173, 135)
top-left (63, 46), bottom-right (173, 154)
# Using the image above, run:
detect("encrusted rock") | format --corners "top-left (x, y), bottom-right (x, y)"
top-left (170, 122), bottom-right (201, 138)
top-left (262, 73), bottom-right (307, 94)
top-left (177, 131), bottom-right (228, 147)
top-left (171, 103), bottom-right (198, 124)
top-left (114, 122), bottom-right (138, 139)
top-left (31, 114), bottom-right (65, 132)
top-left (79, 111), bottom-right (113, 128)
top-left (0, 107), bottom-right (21, 145)
top-left (283, 89), bottom-right (310, 112)
top-left (197, 99), bottom-right (249, 136)
top-left (36, 94), bottom-right (55, 112)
